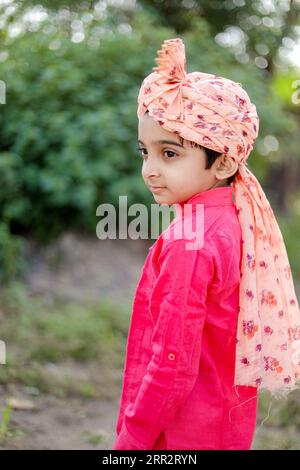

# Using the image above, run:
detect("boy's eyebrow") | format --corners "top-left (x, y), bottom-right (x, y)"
top-left (137, 139), bottom-right (185, 148)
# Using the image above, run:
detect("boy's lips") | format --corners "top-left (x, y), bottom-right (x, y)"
top-left (149, 185), bottom-right (166, 193)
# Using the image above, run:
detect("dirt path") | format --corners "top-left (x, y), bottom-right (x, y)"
top-left (0, 388), bottom-right (119, 450)
top-left (23, 232), bottom-right (153, 307)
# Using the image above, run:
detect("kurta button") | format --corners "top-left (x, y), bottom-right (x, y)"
top-left (168, 353), bottom-right (176, 360)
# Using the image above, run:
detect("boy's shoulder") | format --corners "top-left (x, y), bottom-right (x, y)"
top-left (202, 212), bottom-right (242, 274)
top-left (147, 224), bottom-right (239, 278)
top-left (205, 207), bottom-right (242, 249)
top-left (155, 204), bottom-right (241, 256)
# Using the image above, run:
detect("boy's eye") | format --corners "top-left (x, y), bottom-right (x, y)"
top-left (137, 147), bottom-right (146, 158)
top-left (137, 147), bottom-right (177, 159)
top-left (163, 150), bottom-right (177, 158)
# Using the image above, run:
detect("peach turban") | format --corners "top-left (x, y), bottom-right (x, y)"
top-left (137, 37), bottom-right (300, 397)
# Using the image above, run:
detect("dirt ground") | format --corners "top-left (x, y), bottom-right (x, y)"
top-left (23, 232), bottom-right (153, 308)
top-left (0, 388), bottom-right (120, 450)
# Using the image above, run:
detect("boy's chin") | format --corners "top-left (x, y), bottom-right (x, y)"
top-left (152, 195), bottom-right (174, 206)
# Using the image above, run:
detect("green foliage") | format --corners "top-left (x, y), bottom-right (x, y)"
top-left (0, 222), bottom-right (25, 283)
top-left (0, 405), bottom-right (13, 442)
top-left (1, 30), bottom-right (143, 241)
top-left (277, 211), bottom-right (300, 279)
top-left (272, 71), bottom-right (300, 108)
top-left (0, 283), bottom-right (128, 363)
top-left (0, 284), bottom-right (129, 397)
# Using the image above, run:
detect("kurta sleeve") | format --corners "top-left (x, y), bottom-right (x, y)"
top-left (113, 239), bottom-right (214, 450)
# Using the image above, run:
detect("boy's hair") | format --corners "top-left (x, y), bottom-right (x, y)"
top-left (144, 110), bottom-right (237, 185)
top-left (178, 136), bottom-right (238, 186)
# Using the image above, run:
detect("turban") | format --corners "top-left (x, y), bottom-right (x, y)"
top-left (137, 37), bottom-right (300, 397)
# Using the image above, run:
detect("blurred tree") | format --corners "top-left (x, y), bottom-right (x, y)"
top-left (3, 1), bottom-right (300, 75)
top-left (138, 0), bottom-right (300, 75)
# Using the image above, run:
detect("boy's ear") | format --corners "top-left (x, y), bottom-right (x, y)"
top-left (215, 155), bottom-right (238, 180)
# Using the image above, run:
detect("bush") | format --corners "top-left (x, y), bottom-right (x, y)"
top-left (0, 222), bottom-right (25, 283)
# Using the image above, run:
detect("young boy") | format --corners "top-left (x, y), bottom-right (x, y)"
top-left (113, 37), bottom-right (300, 450)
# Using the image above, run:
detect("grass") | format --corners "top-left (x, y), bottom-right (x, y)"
top-left (0, 403), bottom-right (26, 446)
top-left (0, 281), bottom-right (129, 398)
top-left (0, 405), bottom-right (12, 442)
top-left (82, 429), bottom-right (110, 446)
top-left (1, 282), bottom-right (129, 361)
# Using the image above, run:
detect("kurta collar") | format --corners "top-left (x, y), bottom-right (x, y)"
top-left (176, 186), bottom-right (235, 211)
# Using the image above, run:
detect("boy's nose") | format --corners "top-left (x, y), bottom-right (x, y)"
top-left (143, 158), bottom-right (161, 178)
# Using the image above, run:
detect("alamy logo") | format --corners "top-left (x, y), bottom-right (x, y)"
top-left (291, 80), bottom-right (300, 106)
top-left (0, 340), bottom-right (6, 365)
top-left (0, 80), bottom-right (6, 104)
top-left (96, 196), bottom-right (204, 250)
top-left (291, 339), bottom-right (300, 365)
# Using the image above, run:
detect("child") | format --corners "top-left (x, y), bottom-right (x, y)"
top-left (112, 38), bottom-right (300, 450)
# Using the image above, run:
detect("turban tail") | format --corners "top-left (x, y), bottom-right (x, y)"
top-left (137, 38), bottom-right (300, 397)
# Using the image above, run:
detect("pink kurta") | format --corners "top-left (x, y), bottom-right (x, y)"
top-left (113, 186), bottom-right (258, 450)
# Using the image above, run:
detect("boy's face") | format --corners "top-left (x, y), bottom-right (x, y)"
top-left (138, 111), bottom-right (226, 206)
